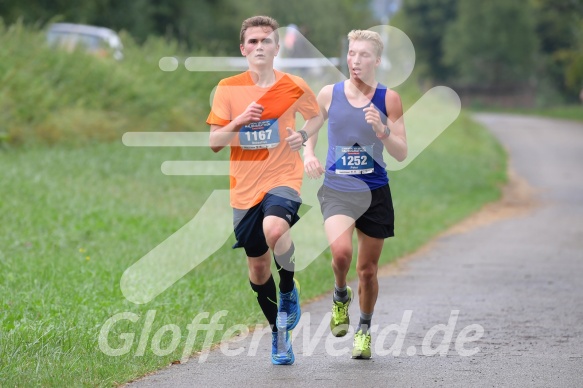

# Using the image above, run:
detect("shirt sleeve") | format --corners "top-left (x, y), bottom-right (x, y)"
top-left (206, 80), bottom-right (231, 126)
top-left (293, 77), bottom-right (320, 120)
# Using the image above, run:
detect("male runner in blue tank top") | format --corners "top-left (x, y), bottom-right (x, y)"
top-left (304, 29), bottom-right (407, 359)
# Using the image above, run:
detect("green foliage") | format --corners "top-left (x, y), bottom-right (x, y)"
top-left (0, 2), bottom-right (380, 147)
top-left (564, 49), bottom-right (583, 93)
top-left (396, 0), bottom-right (583, 103)
top-left (0, 0), bottom-right (377, 57)
top-left (532, 0), bottom-right (583, 99)
top-left (470, 104), bottom-right (583, 122)
top-left (442, 0), bottom-right (538, 87)
top-left (266, 0), bottom-right (376, 57)
top-left (188, 0), bottom-right (377, 57)
top-left (0, 22), bottom-right (221, 146)
top-left (393, 0), bottom-right (457, 82)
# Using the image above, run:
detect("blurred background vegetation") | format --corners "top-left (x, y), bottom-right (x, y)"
top-left (392, 0), bottom-right (583, 107)
top-left (0, 0), bottom-right (581, 146)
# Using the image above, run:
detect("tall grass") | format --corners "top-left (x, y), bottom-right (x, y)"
top-left (0, 20), bottom-right (223, 145)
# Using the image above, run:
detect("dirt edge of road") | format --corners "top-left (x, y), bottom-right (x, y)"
top-left (377, 167), bottom-right (540, 278)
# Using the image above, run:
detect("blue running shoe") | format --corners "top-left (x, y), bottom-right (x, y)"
top-left (277, 278), bottom-right (301, 330)
top-left (271, 330), bottom-right (294, 365)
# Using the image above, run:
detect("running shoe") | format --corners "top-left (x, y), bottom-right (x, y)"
top-left (351, 328), bottom-right (372, 359)
top-left (330, 286), bottom-right (352, 337)
top-left (271, 329), bottom-right (294, 365)
top-left (277, 278), bottom-right (301, 330)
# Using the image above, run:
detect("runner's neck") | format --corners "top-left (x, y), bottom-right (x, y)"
top-left (346, 78), bottom-right (378, 100)
top-left (248, 69), bottom-right (277, 88)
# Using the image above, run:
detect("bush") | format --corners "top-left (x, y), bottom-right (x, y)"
top-left (0, 21), bottom-right (223, 146)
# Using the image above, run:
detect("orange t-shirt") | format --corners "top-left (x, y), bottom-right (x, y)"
top-left (207, 70), bottom-right (319, 209)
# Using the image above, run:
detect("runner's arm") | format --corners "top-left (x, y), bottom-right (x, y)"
top-left (304, 85), bottom-right (332, 178)
top-left (380, 90), bottom-right (407, 162)
top-left (210, 101), bottom-right (264, 153)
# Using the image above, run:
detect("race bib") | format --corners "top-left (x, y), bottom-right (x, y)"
top-left (335, 145), bottom-right (374, 174)
top-left (239, 119), bottom-right (280, 150)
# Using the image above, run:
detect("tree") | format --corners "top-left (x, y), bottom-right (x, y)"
top-left (392, 0), bottom-right (458, 82)
top-left (0, 0), bottom-right (376, 57)
top-left (532, 0), bottom-right (583, 100)
top-left (228, 0), bottom-right (375, 57)
top-left (442, 0), bottom-right (538, 88)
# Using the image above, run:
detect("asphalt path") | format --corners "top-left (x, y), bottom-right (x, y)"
top-left (130, 113), bottom-right (583, 387)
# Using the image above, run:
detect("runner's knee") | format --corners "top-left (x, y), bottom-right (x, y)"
top-left (263, 219), bottom-right (290, 249)
top-left (357, 262), bottom-right (377, 283)
top-left (248, 255), bottom-right (271, 280)
top-left (330, 244), bottom-right (352, 270)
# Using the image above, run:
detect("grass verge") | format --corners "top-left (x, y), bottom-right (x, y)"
top-left (470, 105), bottom-right (583, 122)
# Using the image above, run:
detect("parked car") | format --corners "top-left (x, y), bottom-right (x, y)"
top-left (47, 23), bottom-right (124, 61)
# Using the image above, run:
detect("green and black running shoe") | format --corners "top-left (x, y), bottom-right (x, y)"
top-left (330, 286), bottom-right (352, 337)
top-left (351, 329), bottom-right (372, 360)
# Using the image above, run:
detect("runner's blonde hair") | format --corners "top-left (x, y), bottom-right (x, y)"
top-left (347, 30), bottom-right (383, 57)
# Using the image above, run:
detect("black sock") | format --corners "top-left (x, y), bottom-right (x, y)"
top-left (274, 243), bottom-right (296, 293)
top-left (250, 275), bottom-right (278, 332)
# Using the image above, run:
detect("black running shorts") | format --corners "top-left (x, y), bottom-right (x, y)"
top-left (317, 184), bottom-right (395, 239)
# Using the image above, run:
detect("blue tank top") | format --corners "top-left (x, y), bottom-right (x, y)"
top-left (324, 81), bottom-right (389, 192)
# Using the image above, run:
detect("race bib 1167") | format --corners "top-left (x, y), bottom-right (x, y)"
top-left (239, 119), bottom-right (280, 150)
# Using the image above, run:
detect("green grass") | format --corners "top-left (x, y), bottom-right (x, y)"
top-left (470, 105), bottom-right (583, 122)
top-left (0, 110), bottom-right (506, 386)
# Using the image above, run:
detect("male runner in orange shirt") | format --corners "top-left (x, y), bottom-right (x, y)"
top-left (207, 15), bottom-right (323, 365)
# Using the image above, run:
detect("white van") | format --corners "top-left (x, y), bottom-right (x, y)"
top-left (47, 23), bottom-right (124, 61)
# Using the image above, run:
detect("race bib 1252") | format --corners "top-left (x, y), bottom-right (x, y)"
top-left (335, 145), bottom-right (374, 174)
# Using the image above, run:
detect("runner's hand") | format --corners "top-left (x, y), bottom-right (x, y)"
top-left (234, 101), bottom-right (264, 127)
top-left (304, 154), bottom-right (325, 179)
top-left (285, 127), bottom-right (304, 151)
top-left (363, 103), bottom-right (384, 135)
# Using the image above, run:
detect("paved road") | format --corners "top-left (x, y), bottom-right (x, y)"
top-left (131, 114), bottom-right (583, 387)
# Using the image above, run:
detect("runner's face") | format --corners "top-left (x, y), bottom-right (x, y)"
top-left (347, 40), bottom-right (380, 82)
top-left (240, 26), bottom-right (279, 67)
